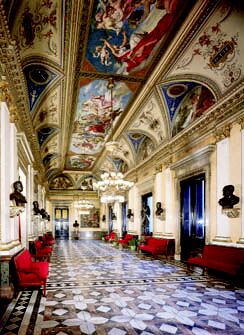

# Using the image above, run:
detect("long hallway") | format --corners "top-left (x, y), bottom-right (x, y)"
top-left (1, 240), bottom-right (244, 335)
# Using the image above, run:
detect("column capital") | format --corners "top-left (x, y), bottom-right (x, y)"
top-left (238, 116), bottom-right (244, 130)
top-left (0, 81), bottom-right (19, 123)
top-left (153, 164), bottom-right (162, 175)
top-left (215, 124), bottom-right (231, 142)
top-left (162, 157), bottom-right (172, 170)
top-left (0, 81), bottom-right (11, 104)
top-left (9, 105), bottom-right (19, 123)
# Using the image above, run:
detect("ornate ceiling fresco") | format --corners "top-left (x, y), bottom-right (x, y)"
top-left (1, 0), bottom-right (243, 191)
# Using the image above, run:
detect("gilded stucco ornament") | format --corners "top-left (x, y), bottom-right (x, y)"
top-left (215, 124), bottom-right (231, 142)
top-left (238, 116), bottom-right (244, 130)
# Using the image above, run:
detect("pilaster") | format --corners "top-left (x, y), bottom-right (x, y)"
top-left (213, 125), bottom-right (232, 243)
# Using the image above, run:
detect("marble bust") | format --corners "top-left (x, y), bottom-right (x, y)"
top-left (10, 181), bottom-right (27, 207)
top-left (218, 185), bottom-right (239, 209)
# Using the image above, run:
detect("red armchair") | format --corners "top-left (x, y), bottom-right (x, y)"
top-left (41, 234), bottom-right (55, 246)
top-left (104, 231), bottom-right (117, 242)
top-left (118, 234), bottom-right (135, 247)
top-left (33, 240), bottom-right (52, 261)
top-left (14, 249), bottom-right (49, 296)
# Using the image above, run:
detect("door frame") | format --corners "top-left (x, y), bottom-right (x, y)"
top-left (171, 145), bottom-right (214, 259)
top-left (180, 173), bottom-right (206, 260)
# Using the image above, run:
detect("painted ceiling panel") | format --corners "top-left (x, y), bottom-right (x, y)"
top-left (67, 78), bottom-right (132, 170)
top-left (11, 0), bottom-right (64, 64)
top-left (171, 0), bottom-right (244, 93)
top-left (33, 86), bottom-right (61, 127)
top-left (4, 0), bottom-right (242, 188)
top-left (130, 96), bottom-right (166, 143)
top-left (24, 65), bottom-right (58, 112)
top-left (37, 127), bottom-right (59, 147)
top-left (84, 0), bottom-right (191, 76)
top-left (127, 133), bottom-right (146, 153)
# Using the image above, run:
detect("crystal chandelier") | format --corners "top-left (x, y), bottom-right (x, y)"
top-left (74, 200), bottom-right (94, 214)
top-left (93, 171), bottom-right (134, 203)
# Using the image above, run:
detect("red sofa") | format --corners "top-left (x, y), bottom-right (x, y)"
top-left (118, 234), bottom-right (135, 246)
top-left (33, 240), bottom-right (52, 261)
top-left (104, 231), bottom-right (117, 242)
top-left (138, 237), bottom-right (175, 258)
top-left (187, 245), bottom-right (244, 275)
top-left (14, 249), bottom-right (49, 296)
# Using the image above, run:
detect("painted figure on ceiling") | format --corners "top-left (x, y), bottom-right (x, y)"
top-left (89, 0), bottom-right (181, 74)
top-left (172, 85), bottom-right (215, 136)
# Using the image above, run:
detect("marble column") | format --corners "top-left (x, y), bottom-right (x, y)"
top-left (154, 170), bottom-right (164, 234)
top-left (238, 122), bottom-right (244, 244)
top-left (214, 126), bottom-right (232, 242)
top-left (163, 167), bottom-right (174, 238)
top-left (0, 93), bottom-right (21, 300)
top-left (128, 186), bottom-right (140, 235)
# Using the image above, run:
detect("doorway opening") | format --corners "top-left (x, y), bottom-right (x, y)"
top-left (54, 207), bottom-right (69, 239)
top-left (141, 192), bottom-right (153, 236)
top-left (180, 174), bottom-right (205, 261)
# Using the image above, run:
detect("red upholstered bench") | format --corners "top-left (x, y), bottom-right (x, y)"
top-left (138, 237), bottom-right (174, 258)
top-left (187, 245), bottom-right (244, 276)
top-left (118, 234), bottom-right (134, 247)
top-left (14, 249), bottom-right (49, 296)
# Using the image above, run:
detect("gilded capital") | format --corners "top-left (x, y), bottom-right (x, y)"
top-left (215, 124), bottom-right (231, 142)
top-left (162, 157), bottom-right (172, 169)
top-left (0, 81), bottom-right (11, 103)
top-left (9, 105), bottom-right (18, 123)
top-left (238, 116), bottom-right (244, 130)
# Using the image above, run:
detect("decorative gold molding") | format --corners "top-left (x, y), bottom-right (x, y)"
top-left (238, 116), bottom-right (244, 129)
top-left (162, 157), bottom-right (172, 170)
top-left (0, 80), bottom-right (11, 103)
top-left (215, 124), bottom-right (231, 142)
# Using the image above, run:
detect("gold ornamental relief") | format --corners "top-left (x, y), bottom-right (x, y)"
top-left (215, 124), bottom-right (231, 142)
top-left (0, 81), bottom-right (11, 103)
top-left (237, 116), bottom-right (244, 130)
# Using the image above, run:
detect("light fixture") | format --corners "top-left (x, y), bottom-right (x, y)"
top-left (79, 209), bottom-right (90, 215)
top-left (74, 200), bottom-right (94, 215)
top-left (105, 77), bottom-right (119, 154)
top-left (94, 78), bottom-right (134, 204)
top-left (74, 200), bottom-right (94, 209)
top-left (93, 171), bottom-right (134, 203)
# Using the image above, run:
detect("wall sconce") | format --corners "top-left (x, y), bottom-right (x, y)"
top-left (102, 214), bottom-right (106, 222)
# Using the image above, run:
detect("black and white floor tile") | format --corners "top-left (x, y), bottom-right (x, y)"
top-left (0, 240), bottom-right (243, 335)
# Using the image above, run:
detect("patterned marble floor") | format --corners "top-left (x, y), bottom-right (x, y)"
top-left (0, 240), bottom-right (244, 335)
